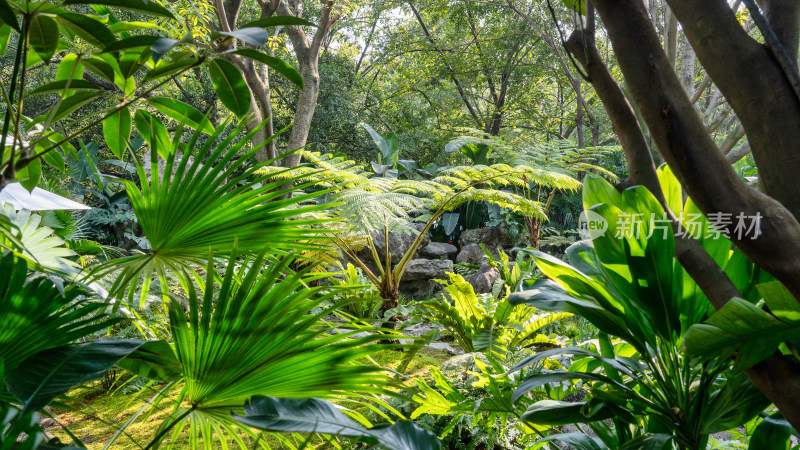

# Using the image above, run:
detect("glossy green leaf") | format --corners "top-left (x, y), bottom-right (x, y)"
top-left (133, 110), bottom-right (172, 160)
top-left (101, 34), bottom-right (160, 52)
top-left (62, 0), bottom-right (174, 18)
top-left (207, 58), bottom-right (251, 118)
top-left (57, 13), bottom-right (117, 49)
top-left (0, 0), bottom-right (19, 31)
top-left (142, 56), bottom-right (197, 83)
top-left (56, 53), bottom-right (83, 81)
top-left (531, 432), bottom-right (604, 450)
top-left (103, 106), bottom-right (131, 159)
top-left (560, 0), bottom-right (586, 15)
top-left (146, 98), bottom-right (214, 134)
top-left (16, 158), bottom-right (41, 191)
top-left (235, 396), bottom-right (440, 450)
top-left (30, 79), bottom-right (101, 95)
top-left (34, 92), bottom-right (103, 124)
top-left (29, 15), bottom-right (59, 62)
top-left (619, 433), bottom-right (673, 450)
top-left (116, 340), bottom-right (180, 382)
top-left (683, 297), bottom-right (800, 371)
top-left (0, 23), bottom-right (11, 54)
top-left (228, 48), bottom-right (303, 88)
top-left (748, 413), bottom-right (792, 450)
top-left (40, 147), bottom-right (65, 172)
top-left (520, 400), bottom-right (615, 426)
top-left (7, 340), bottom-right (147, 411)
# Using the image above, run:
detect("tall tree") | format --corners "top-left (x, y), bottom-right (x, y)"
top-left (552, 0), bottom-right (800, 427)
top-left (213, 0), bottom-right (338, 165)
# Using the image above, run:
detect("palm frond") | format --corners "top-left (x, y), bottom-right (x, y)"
top-left (149, 252), bottom-right (391, 449)
top-left (0, 204), bottom-right (80, 274)
top-left (89, 122), bottom-right (332, 303)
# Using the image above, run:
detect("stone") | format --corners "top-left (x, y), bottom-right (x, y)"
top-left (459, 226), bottom-right (511, 250)
top-left (468, 263), bottom-right (501, 294)
top-left (428, 342), bottom-right (462, 355)
top-left (455, 243), bottom-right (486, 265)
top-left (398, 259), bottom-right (453, 297)
top-left (354, 222), bottom-right (430, 265)
top-left (402, 259), bottom-right (453, 281)
top-left (420, 242), bottom-right (458, 258)
top-left (440, 352), bottom-right (489, 373)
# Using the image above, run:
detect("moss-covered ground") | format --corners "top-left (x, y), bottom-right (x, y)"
top-left (46, 346), bottom-right (453, 449)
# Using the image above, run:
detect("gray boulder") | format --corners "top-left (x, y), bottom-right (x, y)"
top-left (420, 242), bottom-right (458, 258)
top-left (468, 263), bottom-right (501, 294)
top-left (398, 259), bottom-right (453, 297)
top-left (455, 243), bottom-right (487, 265)
top-left (459, 226), bottom-right (511, 249)
top-left (402, 259), bottom-right (453, 281)
top-left (354, 222), bottom-right (430, 264)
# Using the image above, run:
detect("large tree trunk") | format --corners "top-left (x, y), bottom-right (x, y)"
top-left (569, 0), bottom-right (800, 428)
top-left (275, 0), bottom-right (335, 168)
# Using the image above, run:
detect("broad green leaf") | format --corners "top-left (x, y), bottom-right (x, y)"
top-left (33, 91), bottom-right (103, 124)
top-left (0, 23), bottom-right (11, 54)
top-left (57, 47), bottom-right (82, 75)
top-left (207, 58), bottom-right (251, 118)
top-left (29, 15), bottom-right (59, 62)
top-left (103, 106), bottom-right (131, 159)
top-left (757, 280), bottom-right (800, 322)
top-left (748, 414), bottom-right (792, 450)
top-left (80, 54), bottom-right (117, 82)
top-left (234, 396), bottom-right (440, 450)
top-left (146, 98), bottom-right (214, 134)
top-left (683, 297), bottom-right (800, 371)
top-left (108, 20), bottom-right (166, 34)
top-left (240, 16), bottom-right (316, 28)
top-left (619, 434), bottom-right (673, 450)
top-left (702, 371), bottom-right (769, 433)
top-left (133, 110), bottom-right (172, 160)
top-left (101, 34), bottom-right (160, 52)
top-left (17, 158), bottom-right (41, 191)
top-left (30, 79), bottom-right (101, 95)
top-left (521, 400), bottom-right (615, 426)
top-left (513, 371), bottom-right (624, 402)
top-left (531, 432), bottom-right (604, 450)
top-left (40, 146), bottom-right (65, 172)
top-left (6, 340), bottom-right (147, 411)
top-left (142, 55), bottom-right (197, 82)
top-left (219, 27), bottom-right (269, 47)
top-left (62, 0), bottom-right (174, 18)
top-left (228, 48), bottom-right (303, 88)
top-left (116, 340), bottom-right (180, 382)
top-left (149, 36), bottom-right (178, 61)
top-left (656, 164), bottom-right (682, 216)
top-left (0, 0), bottom-right (19, 31)
top-left (57, 13), bottom-right (117, 49)
top-left (0, 254), bottom-right (116, 374)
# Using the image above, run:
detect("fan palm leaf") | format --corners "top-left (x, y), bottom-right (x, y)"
top-left (0, 204), bottom-right (80, 274)
top-left (89, 121), bottom-right (332, 303)
top-left (137, 252), bottom-right (391, 449)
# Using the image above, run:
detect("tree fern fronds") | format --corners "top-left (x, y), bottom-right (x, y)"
top-left (436, 189), bottom-right (547, 222)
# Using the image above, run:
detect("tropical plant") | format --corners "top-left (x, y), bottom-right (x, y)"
top-left (0, 0), bottom-right (303, 192)
top-left (361, 121), bottom-right (401, 176)
top-left (88, 120), bottom-right (329, 305)
top-left (507, 167), bottom-right (778, 449)
top-left (107, 251), bottom-right (398, 449)
top-left (404, 273), bottom-right (570, 358)
top-left (0, 203), bottom-right (79, 274)
top-left (235, 396), bottom-right (440, 450)
top-left (260, 151), bottom-right (580, 320)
